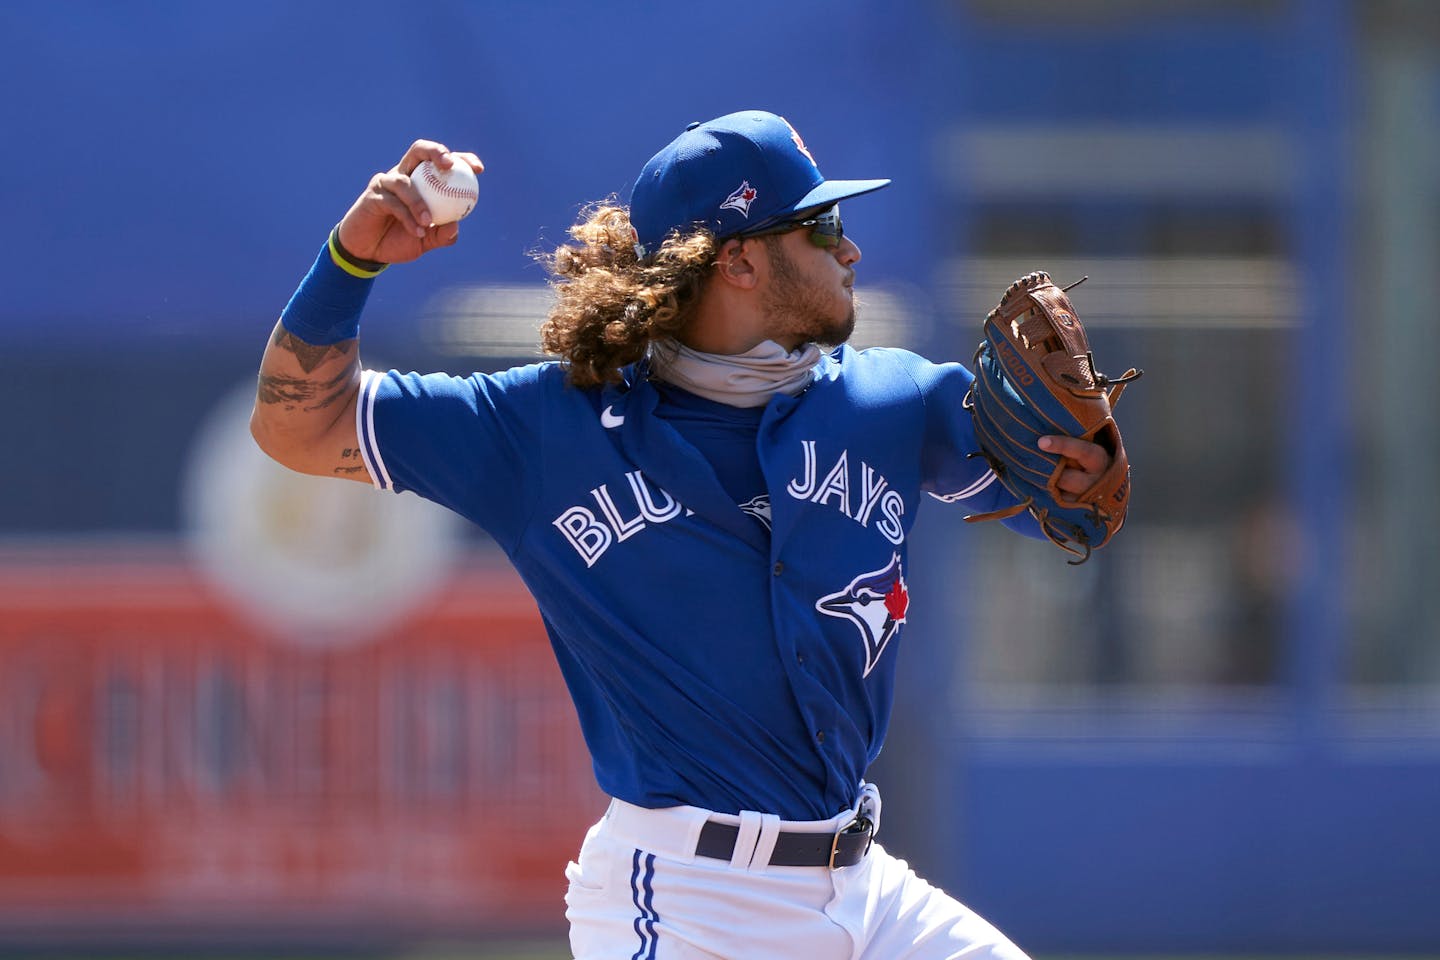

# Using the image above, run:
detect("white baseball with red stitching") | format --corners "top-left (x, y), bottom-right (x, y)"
top-left (412, 156), bottom-right (478, 225)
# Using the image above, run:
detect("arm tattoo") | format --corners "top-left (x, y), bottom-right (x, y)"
top-left (259, 335), bottom-right (358, 407)
top-left (305, 384), bottom-right (352, 413)
top-left (334, 447), bottom-right (367, 476)
top-left (257, 373), bottom-right (315, 406)
top-left (270, 327), bottom-right (356, 374)
top-left (302, 366), bottom-right (358, 412)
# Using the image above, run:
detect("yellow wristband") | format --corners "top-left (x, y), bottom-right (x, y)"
top-left (328, 227), bottom-right (388, 278)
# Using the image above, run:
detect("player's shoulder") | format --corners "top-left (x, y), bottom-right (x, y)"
top-left (822, 343), bottom-right (973, 398)
top-left (473, 358), bottom-right (569, 388)
top-left (429, 358), bottom-right (577, 404)
top-left (823, 343), bottom-right (944, 383)
top-left (828, 342), bottom-right (929, 368)
top-left (371, 359), bottom-right (572, 414)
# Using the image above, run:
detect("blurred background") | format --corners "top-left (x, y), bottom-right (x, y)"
top-left (1, 0), bottom-right (1436, 957)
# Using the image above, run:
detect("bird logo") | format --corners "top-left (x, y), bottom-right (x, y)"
top-left (720, 181), bottom-right (758, 217)
top-left (815, 553), bottom-right (909, 677)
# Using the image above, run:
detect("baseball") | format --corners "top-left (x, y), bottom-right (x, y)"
top-left (412, 155), bottom-right (479, 226)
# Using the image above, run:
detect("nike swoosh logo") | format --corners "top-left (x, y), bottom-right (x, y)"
top-left (600, 405), bottom-right (625, 429)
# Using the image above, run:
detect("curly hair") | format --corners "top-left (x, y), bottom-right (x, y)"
top-left (537, 200), bottom-right (718, 388)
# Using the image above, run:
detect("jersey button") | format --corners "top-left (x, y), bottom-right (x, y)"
top-left (773, 562), bottom-right (784, 576)
top-left (815, 730), bottom-right (826, 744)
top-left (796, 652), bottom-right (806, 665)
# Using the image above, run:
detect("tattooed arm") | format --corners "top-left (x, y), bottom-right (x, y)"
top-left (250, 139), bottom-right (484, 481)
top-left (251, 327), bottom-right (369, 480)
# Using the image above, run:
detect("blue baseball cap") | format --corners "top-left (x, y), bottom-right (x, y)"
top-left (629, 110), bottom-right (891, 257)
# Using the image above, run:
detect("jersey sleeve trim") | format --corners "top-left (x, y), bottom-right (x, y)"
top-left (356, 369), bottom-right (392, 491)
top-left (926, 469), bottom-right (998, 504)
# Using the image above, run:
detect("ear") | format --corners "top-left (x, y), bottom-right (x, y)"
top-left (713, 238), bottom-right (762, 291)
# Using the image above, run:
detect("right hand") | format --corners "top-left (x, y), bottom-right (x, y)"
top-left (335, 139), bottom-right (485, 265)
top-left (1038, 435), bottom-right (1113, 498)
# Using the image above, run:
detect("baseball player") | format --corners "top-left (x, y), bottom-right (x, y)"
top-left (251, 110), bottom-right (1115, 959)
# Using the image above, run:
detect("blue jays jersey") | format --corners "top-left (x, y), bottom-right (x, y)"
top-left (356, 345), bottom-right (1039, 821)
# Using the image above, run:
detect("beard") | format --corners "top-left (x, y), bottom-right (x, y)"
top-left (761, 239), bottom-right (856, 347)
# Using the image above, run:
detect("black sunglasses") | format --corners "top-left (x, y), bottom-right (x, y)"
top-left (738, 205), bottom-right (844, 250)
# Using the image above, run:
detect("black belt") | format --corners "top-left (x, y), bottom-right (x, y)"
top-left (694, 815), bottom-right (874, 869)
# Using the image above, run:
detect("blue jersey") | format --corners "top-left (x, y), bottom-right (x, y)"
top-left (356, 345), bottom-right (1038, 821)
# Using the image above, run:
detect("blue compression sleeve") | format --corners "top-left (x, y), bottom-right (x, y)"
top-left (278, 230), bottom-right (386, 345)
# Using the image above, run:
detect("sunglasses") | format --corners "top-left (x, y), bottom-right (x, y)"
top-left (739, 205), bottom-right (845, 249)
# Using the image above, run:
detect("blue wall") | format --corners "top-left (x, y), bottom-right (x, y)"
top-left (0, 1), bottom-right (932, 345)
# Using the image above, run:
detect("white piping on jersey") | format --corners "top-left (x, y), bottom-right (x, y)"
top-left (927, 469), bottom-right (998, 504)
top-left (357, 370), bottom-right (393, 491)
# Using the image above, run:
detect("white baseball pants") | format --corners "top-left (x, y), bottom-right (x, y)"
top-left (563, 784), bottom-right (1031, 960)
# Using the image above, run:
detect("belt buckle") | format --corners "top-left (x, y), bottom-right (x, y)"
top-left (828, 815), bottom-right (874, 869)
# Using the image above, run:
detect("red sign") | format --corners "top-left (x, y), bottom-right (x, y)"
top-left (0, 547), bottom-right (603, 938)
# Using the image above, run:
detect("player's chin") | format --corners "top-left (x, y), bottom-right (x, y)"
top-left (817, 308), bottom-right (857, 348)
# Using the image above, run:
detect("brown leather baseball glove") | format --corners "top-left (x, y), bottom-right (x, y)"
top-left (963, 271), bottom-right (1141, 562)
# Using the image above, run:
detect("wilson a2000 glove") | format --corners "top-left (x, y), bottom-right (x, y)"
top-left (964, 271), bottom-right (1141, 562)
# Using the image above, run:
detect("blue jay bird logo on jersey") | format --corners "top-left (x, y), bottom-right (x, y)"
top-left (739, 494), bottom-right (771, 531)
top-left (816, 553), bottom-right (909, 677)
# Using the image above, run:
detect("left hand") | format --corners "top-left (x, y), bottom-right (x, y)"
top-left (1039, 435), bottom-right (1112, 498)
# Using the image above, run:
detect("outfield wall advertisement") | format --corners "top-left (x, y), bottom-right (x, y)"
top-left (0, 550), bottom-right (599, 939)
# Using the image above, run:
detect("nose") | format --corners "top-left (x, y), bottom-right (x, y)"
top-left (836, 235), bottom-right (861, 266)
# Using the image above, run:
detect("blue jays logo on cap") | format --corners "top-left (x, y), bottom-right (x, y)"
top-left (720, 181), bottom-right (758, 218)
top-left (629, 110), bottom-right (891, 258)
